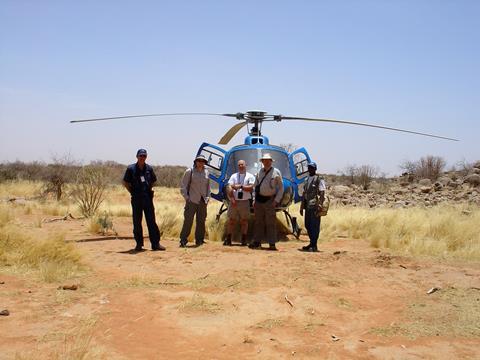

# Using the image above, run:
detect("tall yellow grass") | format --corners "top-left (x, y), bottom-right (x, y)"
top-left (0, 204), bottom-right (84, 282)
top-left (321, 205), bottom-right (480, 260)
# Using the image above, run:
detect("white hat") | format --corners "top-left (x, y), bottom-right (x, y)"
top-left (260, 153), bottom-right (274, 161)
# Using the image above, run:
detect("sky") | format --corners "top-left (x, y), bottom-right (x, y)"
top-left (0, 0), bottom-right (479, 175)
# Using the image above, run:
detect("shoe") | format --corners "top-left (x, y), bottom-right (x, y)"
top-left (152, 244), bottom-right (166, 251)
top-left (195, 241), bottom-right (205, 247)
top-left (302, 244), bottom-right (312, 251)
top-left (268, 244), bottom-right (277, 251)
top-left (241, 235), bottom-right (247, 246)
top-left (179, 241), bottom-right (187, 248)
top-left (134, 245), bottom-right (144, 252)
top-left (248, 242), bottom-right (260, 249)
top-left (223, 235), bottom-right (232, 246)
top-left (309, 247), bottom-right (319, 252)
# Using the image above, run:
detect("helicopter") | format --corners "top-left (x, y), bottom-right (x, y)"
top-left (71, 110), bottom-right (458, 237)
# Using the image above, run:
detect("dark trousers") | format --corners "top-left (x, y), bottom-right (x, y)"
top-left (131, 195), bottom-right (160, 248)
top-left (305, 208), bottom-right (321, 247)
top-left (254, 198), bottom-right (277, 245)
top-left (180, 200), bottom-right (207, 244)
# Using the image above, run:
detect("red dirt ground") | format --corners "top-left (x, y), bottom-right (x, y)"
top-left (1, 217), bottom-right (479, 359)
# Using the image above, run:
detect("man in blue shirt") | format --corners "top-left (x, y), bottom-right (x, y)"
top-left (123, 149), bottom-right (165, 252)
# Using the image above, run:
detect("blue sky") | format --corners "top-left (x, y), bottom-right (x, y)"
top-left (1, 0), bottom-right (478, 175)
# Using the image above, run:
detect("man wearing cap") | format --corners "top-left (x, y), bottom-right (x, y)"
top-left (123, 149), bottom-right (165, 251)
top-left (224, 160), bottom-right (255, 246)
top-left (251, 153), bottom-right (284, 250)
top-left (299, 162), bottom-right (326, 252)
top-left (179, 154), bottom-right (211, 247)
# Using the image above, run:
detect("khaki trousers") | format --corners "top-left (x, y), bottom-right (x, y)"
top-left (180, 200), bottom-right (207, 244)
top-left (254, 198), bottom-right (277, 245)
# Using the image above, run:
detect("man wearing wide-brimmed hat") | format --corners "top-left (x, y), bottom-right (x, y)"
top-left (250, 153), bottom-right (284, 251)
top-left (179, 154), bottom-right (211, 247)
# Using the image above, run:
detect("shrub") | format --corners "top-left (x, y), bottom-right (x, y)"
top-left (400, 156), bottom-right (446, 181)
top-left (71, 165), bottom-right (108, 217)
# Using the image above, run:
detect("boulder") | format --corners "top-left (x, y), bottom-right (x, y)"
top-left (437, 177), bottom-right (452, 187)
top-left (419, 178), bottom-right (432, 186)
top-left (420, 186), bottom-right (432, 194)
top-left (473, 160), bottom-right (480, 169)
top-left (331, 185), bottom-right (352, 197)
top-left (464, 174), bottom-right (480, 187)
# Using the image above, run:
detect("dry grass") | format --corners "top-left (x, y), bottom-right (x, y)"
top-left (2, 181), bottom-right (479, 261)
top-left (177, 293), bottom-right (222, 313)
top-left (0, 180), bottom-right (43, 198)
top-left (371, 286), bottom-right (480, 339)
top-left (321, 204), bottom-right (480, 261)
top-left (0, 205), bottom-right (84, 282)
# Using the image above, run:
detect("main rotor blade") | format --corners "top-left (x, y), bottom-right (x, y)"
top-left (219, 121), bottom-right (248, 145)
top-left (279, 116), bottom-right (459, 141)
top-left (71, 112), bottom-right (233, 123)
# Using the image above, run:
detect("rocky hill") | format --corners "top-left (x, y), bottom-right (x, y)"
top-left (328, 161), bottom-right (480, 208)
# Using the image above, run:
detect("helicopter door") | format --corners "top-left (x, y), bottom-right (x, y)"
top-left (288, 148), bottom-right (311, 202)
top-left (196, 142), bottom-right (226, 200)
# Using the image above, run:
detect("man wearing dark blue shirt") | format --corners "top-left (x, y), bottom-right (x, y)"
top-left (123, 149), bottom-right (165, 251)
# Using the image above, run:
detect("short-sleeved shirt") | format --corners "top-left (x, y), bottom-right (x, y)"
top-left (123, 163), bottom-right (157, 196)
top-left (254, 167), bottom-right (284, 203)
top-left (228, 172), bottom-right (255, 201)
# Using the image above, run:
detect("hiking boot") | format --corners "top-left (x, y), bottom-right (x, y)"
top-left (134, 245), bottom-right (144, 252)
top-left (248, 242), bottom-right (260, 249)
top-left (152, 244), bottom-right (166, 251)
top-left (240, 235), bottom-right (248, 246)
top-left (301, 244), bottom-right (312, 251)
top-left (223, 235), bottom-right (232, 246)
top-left (179, 240), bottom-right (188, 248)
top-left (268, 244), bottom-right (277, 251)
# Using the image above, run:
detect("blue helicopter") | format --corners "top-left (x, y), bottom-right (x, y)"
top-left (71, 110), bottom-right (458, 237)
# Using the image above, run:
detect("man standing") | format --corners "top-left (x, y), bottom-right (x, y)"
top-left (224, 160), bottom-right (255, 246)
top-left (123, 149), bottom-right (165, 252)
top-left (251, 153), bottom-right (284, 251)
top-left (179, 154), bottom-right (211, 247)
top-left (299, 162), bottom-right (326, 252)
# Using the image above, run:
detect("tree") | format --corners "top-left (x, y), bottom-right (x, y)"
top-left (42, 155), bottom-right (78, 200)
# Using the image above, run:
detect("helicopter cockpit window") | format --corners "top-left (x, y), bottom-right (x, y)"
top-left (293, 152), bottom-right (309, 179)
top-left (226, 149), bottom-right (291, 179)
top-left (198, 148), bottom-right (223, 178)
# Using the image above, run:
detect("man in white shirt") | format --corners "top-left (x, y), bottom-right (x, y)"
top-left (224, 160), bottom-right (255, 246)
top-left (299, 161), bottom-right (326, 252)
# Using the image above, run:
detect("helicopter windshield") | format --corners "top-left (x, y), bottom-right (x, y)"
top-left (226, 149), bottom-right (291, 179)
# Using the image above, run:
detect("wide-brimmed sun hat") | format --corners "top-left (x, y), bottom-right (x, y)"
top-left (260, 153), bottom-right (274, 161)
top-left (194, 154), bottom-right (208, 163)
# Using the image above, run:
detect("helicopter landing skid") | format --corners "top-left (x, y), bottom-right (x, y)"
top-left (283, 210), bottom-right (301, 239)
top-left (216, 203), bottom-right (228, 221)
